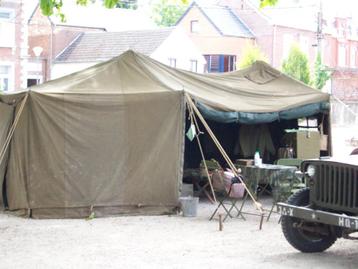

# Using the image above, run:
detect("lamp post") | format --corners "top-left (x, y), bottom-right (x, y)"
top-left (32, 46), bottom-right (43, 85)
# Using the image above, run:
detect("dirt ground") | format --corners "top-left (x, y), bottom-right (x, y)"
top-left (0, 197), bottom-right (357, 269)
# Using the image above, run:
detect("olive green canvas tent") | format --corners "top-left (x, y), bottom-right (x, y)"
top-left (0, 50), bottom-right (329, 218)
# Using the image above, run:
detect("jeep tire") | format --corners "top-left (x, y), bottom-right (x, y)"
top-left (281, 188), bottom-right (337, 253)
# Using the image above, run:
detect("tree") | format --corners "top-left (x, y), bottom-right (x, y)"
top-left (238, 44), bottom-right (268, 69)
top-left (151, 0), bottom-right (189, 27)
top-left (282, 44), bottom-right (311, 85)
top-left (314, 53), bottom-right (330, 90)
top-left (260, 0), bottom-right (278, 8)
top-left (40, 0), bottom-right (188, 22)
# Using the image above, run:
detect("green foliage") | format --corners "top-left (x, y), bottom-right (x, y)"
top-left (40, 0), bottom-right (189, 23)
top-left (314, 53), bottom-right (330, 90)
top-left (238, 45), bottom-right (268, 69)
top-left (151, 0), bottom-right (189, 27)
top-left (40, 0), bottom-right (137, 21)
top-left (282, 44), bottom-right (311, 85)
top-left (260, 0), bottom-right (278, 8)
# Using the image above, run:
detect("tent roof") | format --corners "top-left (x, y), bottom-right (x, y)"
top-left (30, 50), bottom-right (329, 113)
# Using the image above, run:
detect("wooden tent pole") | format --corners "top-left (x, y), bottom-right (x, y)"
top-left (186, 101), bottom-right (217, 203)
top-left (185, 93), bottom-right (263, 213)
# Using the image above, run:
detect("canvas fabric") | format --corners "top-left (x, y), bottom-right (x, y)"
top-left (0, 101), bottom-right (15, 209)
top-left (0, 51), bottom-right (330, 218)
top-left (129, 52), bottom-right (330, 112)
top-left (4, 91), bottom-right (184, 218)
top-left (34, 51), bottom-right (329, 112)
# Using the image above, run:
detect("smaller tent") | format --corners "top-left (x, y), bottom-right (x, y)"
top-left (0, 51), bottom-right (329, 218)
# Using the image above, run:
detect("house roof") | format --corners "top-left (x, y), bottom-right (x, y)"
top-left (177, 1), bottom-right (254, 38)
top-left (55, 28), bottom-right (174, 63)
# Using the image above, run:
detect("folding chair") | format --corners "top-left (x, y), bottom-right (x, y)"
top-left (194, 159), bottom-right (223, 203)
top-left (209, 170), bottom-right (246, 222)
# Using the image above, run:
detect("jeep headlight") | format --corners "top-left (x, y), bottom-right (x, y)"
top-left (307, 165), bottom-right (316, 177)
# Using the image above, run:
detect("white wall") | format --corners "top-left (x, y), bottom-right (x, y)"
top-left (51, 27), bottom-right (206, 79)
top-left (51, 62), bottom-right (98, 79)
top-left (151, 27), bottom-right (206, 73)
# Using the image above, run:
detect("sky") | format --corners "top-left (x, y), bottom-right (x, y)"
top-left (24, 0), bottom-right (358, 29)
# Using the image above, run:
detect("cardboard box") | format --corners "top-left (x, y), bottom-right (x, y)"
top-left (235, 159), bottom-right (254, 166)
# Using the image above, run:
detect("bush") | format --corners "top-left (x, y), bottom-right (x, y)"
top-left (282, 44), bottom-right (311, 85)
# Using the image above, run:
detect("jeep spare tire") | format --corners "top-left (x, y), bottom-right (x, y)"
top-left (281, 188), bottom-right (337, 253)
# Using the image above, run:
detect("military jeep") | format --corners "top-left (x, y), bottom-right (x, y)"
top-left (277, 156), bottom-right (358, 252)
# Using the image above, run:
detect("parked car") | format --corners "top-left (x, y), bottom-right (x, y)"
top-left (277, 156), bottom-right (358, 252)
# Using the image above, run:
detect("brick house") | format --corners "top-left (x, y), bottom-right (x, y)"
top-left (51, 27), bottom-right (206, 78)
top-left (176, 0), bottom-right (255, 72)
top-left (0, 0), bottom-right (28, 92)
top-left (221, 1), bottom-right (358, 99)
top-left (179, 0), bottom-right (358, 103)
top-left (27, 4), bottom-right (109, 86)
top-left (27, 2), bottom-right (156, 83)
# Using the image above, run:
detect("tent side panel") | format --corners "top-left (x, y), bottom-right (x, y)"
top-left (6, 98), bottom-right (31, 211)
top-left (0, 102), bottom-right (15, 209)
top-left (22, 91), bottom-right (183, 218)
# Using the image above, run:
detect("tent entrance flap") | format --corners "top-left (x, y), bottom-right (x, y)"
top-left (197, 102), bottom-right (330, 124)
top-left (185, 94), bottom-right (263, 219)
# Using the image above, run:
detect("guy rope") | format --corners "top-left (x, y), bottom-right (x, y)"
top-left (185, 93), bottom-right (263, 215)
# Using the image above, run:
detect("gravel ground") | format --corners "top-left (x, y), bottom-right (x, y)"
top-left (0, 197), bottom-right (357, 269)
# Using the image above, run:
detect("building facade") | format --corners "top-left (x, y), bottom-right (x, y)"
top-left (179, 0), bottom-right (358, 102)
top-left (0, 0), bottom-right (28, 92)
top-left (176, 1), bottom-right (255, 73)
top-left (51, 27), bottom-right (206, 79)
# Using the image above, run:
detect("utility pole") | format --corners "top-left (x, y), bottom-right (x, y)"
top-left (316, 0), bottom-right (323, 54)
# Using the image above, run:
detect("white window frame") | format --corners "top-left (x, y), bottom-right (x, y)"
top-left (26, 75), bottom-right (43, 87)
top-left (0, 7), bottom-right (15, 48)
top-left (0, 62), bottom-right (14, 92)
top-left (190, 20), bottom-right (199, 33)
top-left (168, 58), bottom-right (176, 68)
top-left (190, 59), bottom-right (198, 72)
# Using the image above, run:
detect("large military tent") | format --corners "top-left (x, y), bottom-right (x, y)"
top-left (0, 50), bottom-right (329, 218)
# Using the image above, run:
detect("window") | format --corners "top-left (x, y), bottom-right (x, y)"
top-left (0, 65), bottom-right (12, 92)
top-left (204, 55), bottom-right (236, 73)
top-left (190, 20), bottom-right (199, 33)
top-left (168, 58), bottom-right (176, 68)
top-left (190, 60), bottom-right (198, 72)
top-left (0, 8), bottom-right (15, 48)
top-left (27, 78), bottom-right (40, 87)
top-left (338, 44), bottom-right (346, 67)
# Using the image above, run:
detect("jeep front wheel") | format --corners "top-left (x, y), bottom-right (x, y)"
top-left (281, 188), bottom-right (337, 253)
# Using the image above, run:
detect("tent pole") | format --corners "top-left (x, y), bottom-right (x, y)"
top-left (186, 101), bottom-right (217, 203)
top-left (185, 93), bottom-right (263, 214)
top-left (0, 93), bottom-right (28, 168)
